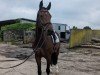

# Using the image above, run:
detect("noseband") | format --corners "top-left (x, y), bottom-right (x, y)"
top-left (39, 22), bottom-right (51, 31)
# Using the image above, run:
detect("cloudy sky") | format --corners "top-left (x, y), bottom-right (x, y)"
top-left (0, 0), bottom-right (100, 29)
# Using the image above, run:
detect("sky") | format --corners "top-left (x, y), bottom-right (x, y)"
top-left (0, 0), bottom-right (100, 29)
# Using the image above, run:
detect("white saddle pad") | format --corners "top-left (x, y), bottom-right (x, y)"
top-left (51, 32), bottom-right (60, 43)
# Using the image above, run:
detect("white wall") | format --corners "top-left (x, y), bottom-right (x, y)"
top-left (52, 23), bottom-right (70, 40)
top-left (52, 23), bottom-right (66, 32)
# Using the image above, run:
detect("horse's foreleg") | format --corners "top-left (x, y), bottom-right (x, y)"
top-left (46, 57), bottom-right (51, 75)
top-left (35, 55), bottom-right (41, 75)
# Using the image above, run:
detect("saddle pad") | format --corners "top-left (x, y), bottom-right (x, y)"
top-left (51, 32), bottom-right (60, 43)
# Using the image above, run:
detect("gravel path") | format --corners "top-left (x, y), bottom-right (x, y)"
top-left (0, 43), bottom-right (100, 75)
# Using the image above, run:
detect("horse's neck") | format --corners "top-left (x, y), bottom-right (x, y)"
top-left (36, 23), bottom-right (43, 38)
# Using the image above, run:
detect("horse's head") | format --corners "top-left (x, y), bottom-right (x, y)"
top-left (37, 1), bottom-right (51, 26)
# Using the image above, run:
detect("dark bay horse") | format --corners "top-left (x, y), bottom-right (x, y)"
top-left (32, 1), bottom-right (60, 75)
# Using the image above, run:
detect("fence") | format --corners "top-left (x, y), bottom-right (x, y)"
top-left (92, 30), bottom-right (100, 39)
top-left (24, 30), bottom-right (35, 44)
top-left (3, 30), bottom-right (24, 42)
top-left (69, 29), bottom-right (92, 48)
top-left (3, 30), bottom-right (35, 44)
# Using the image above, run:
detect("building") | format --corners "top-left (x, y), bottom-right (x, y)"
top-left (52, 23), bottom-right (70, 41)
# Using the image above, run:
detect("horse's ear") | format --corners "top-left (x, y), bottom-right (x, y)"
top-left (39, 1), bottom-right (43, 9)
top-left (47, 2), bottom-right (51, 10)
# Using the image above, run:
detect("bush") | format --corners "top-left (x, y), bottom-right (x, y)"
top-left (2, 23), bottom-right (35, 31)
top-left (72, 26), bottom-right (77, 29)
top-left (83, 26), bottom-right (91, 30)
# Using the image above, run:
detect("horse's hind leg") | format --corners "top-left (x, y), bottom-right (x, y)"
top-left (46, 57), bottom-right (51, 75)
top-left (35, 55), bottom-right (41, 75)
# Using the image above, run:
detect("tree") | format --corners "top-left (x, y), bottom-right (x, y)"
top-left (83, 26), bottom-right (91, 30)
top-left (72, 26), bottom-right (77, 29)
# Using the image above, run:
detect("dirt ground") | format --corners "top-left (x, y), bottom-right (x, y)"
top-left (0, 43), bottom-right (100, 75)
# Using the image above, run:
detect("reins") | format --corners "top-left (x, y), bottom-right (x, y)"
top-left (0, 23), bottom-right (50, 69)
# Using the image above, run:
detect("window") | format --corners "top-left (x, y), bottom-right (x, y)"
top-left (58, 26), bottom-right (60, 30)
top-left (60, 32), bottom-right (65, 38)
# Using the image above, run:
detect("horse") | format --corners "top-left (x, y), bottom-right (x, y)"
top-left (32, 1), bottom-right (60, 75)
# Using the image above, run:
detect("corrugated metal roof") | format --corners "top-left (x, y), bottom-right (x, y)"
top-left (0, 18), bottom-right (36, 26)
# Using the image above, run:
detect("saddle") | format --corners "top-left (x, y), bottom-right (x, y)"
top-left (51, 31), bottom-right (60, 44)
top-left (47, 29), bottom-right (60, 44)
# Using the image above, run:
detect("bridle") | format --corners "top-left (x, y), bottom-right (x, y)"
top-left (34, 22), bottom-right (51, 51)
top-left (41, 22), bottom-right (51, 31)
top-left (37, 8), bottom-right (51, 29)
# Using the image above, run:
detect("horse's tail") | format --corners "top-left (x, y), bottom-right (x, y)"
top-left (51, 52), bottom-right (58, 65)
